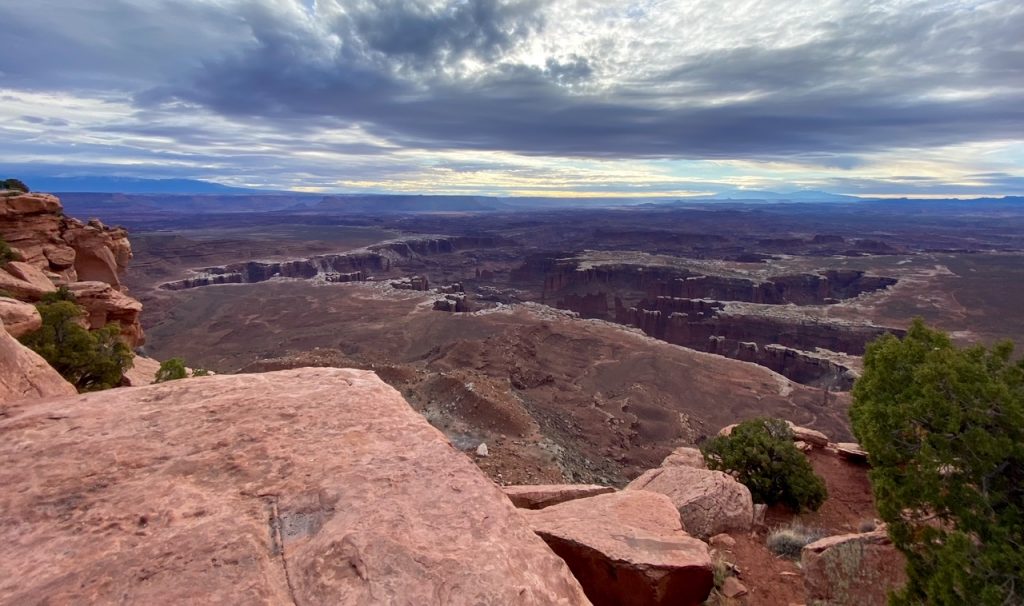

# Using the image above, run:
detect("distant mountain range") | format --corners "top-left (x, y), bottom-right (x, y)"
top-left (709, 189), bottom-right (860, 202)
top-left (17, 176), bottom-right (258, 194)
top-left (10, 176), bottom-right (1019, 208)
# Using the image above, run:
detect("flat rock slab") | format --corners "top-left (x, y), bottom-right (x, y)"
top-left (0, 368), bottom-right (590, 605)
top-left (625, 466), bottom-right (753, 539)
top-left (835, 442), bottom-right (869, 464)
top-left (503, 484), bottom-right (615, 509)
top-left (528, 490), bottom-right (713, 606)
top-left (788, 422), bottom-right (831, 448)
top-left (802, 530), bottom-right (906, 606)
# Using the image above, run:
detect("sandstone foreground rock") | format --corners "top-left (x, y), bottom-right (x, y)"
top-left (801, 530), bottom-right (907, 606)
top-left (0, 368), bottom-right (591, 605)
top-left (528, 490), bottom-right (713, 606)
top-left (503, 484), bottom-right (615, 509)
top-left (0, 318), bottom-right (76, 406)
top-left (625, 466), bottom-right (753, 538)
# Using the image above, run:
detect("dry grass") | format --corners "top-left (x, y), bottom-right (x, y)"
top-left (767, 521), bottom-right (830, 558)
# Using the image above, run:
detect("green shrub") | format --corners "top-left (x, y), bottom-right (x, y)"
top-left (0, 237), bottom-right (19, 266)
top-left (850, 319), bottom-right (1023, 606)
top-left (1, 178), bottom-right (29, 193)
top-left (20, 300), bottom-right (133, 392)
top-left (40, 285), bottom-right (75, 304)
top-left (701, 417), bottom-right (828, 511)
top-left (766, 521), bottom-right (828, 558)
top-left (155, 357), bottom-right (188, 382)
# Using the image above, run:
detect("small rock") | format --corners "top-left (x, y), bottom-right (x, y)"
top-left (721, 576), bottom-right (749, 598)
top-left (836, 442), bottom-right (869, 464)
top-left (794, 440), bottom-right (813, 452)
top-left (660, 446), bottom-right (707, 469)
top-left (709, 533), bottom-right (736, 550)
top-left (476, 442), bottom-right (489, 457)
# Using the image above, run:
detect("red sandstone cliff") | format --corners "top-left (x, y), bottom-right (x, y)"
top-left (0, 192), bottom-right (143, 347)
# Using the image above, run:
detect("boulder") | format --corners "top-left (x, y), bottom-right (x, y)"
top-left (787, 421), bottom-right (830, 448)
top-left (122, 355), bottom-right (163, 387)
top-left (0, 297), bottom-right (41, 338)
top-left (527, 490), bottom-right (713, 606)
top-left (3, 261), bottom-right (57, 294)
top-left (0, 318), bottom-right (76, 407)
top-left (625, 466), bottom-right (753, 538)
top-left (67, 281), bottom-right (144, 347)
top-left (709, 533), bottom-right (736, 550)
top-left (0, 264), bottom-right (56, 300)
top-left (503, 484), bottom-right (615, 510)
top-left (660, 446), bottom-right (707, 469)
top-left (801, 530), bottom-right (907, 606)
top-left (836, 442), bottom-right (869, 464)
top-left (0, 368), bottom-right (590, 605)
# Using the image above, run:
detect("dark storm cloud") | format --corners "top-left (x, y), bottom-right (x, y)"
top-left (1, 0), bottom-right (1023, 182)
top-left (131, 0), bottom-right (1024, 160)
top-left (352, 0), bottom-right (544, 64)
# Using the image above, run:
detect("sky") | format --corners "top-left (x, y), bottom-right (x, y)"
top-left (1, 0), bottom-right (1022, 197)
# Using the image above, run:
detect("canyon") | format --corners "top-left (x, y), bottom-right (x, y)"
top-left (48, 192), bottom-right (1024, 486)
top-left (4, 190), bottom-right (1022, 605)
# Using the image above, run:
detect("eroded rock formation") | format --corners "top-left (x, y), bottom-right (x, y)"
top-left (0, 368), bottom-right (591, 605)
top-left (0, 192), bottom-right (144, 346)
top-left (67, 281), bottom-right (144, 345)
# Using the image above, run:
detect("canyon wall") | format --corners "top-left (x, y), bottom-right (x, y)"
top-left (520, 255), bottom-right (901, 390)
top-left (161, 236), bottom-right (503, 290)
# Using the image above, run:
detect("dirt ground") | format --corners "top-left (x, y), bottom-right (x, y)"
top-left (710, 451), bottom-right (878, 605)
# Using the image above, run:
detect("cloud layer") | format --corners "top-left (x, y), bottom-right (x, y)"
top-left (1, 0), bottom-right (1022, 195)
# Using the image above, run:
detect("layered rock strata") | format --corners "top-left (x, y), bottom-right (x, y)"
top-left (160, 236), bottom-right (502, 290)
top-left (0, 193), bottom-right (143, 346)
